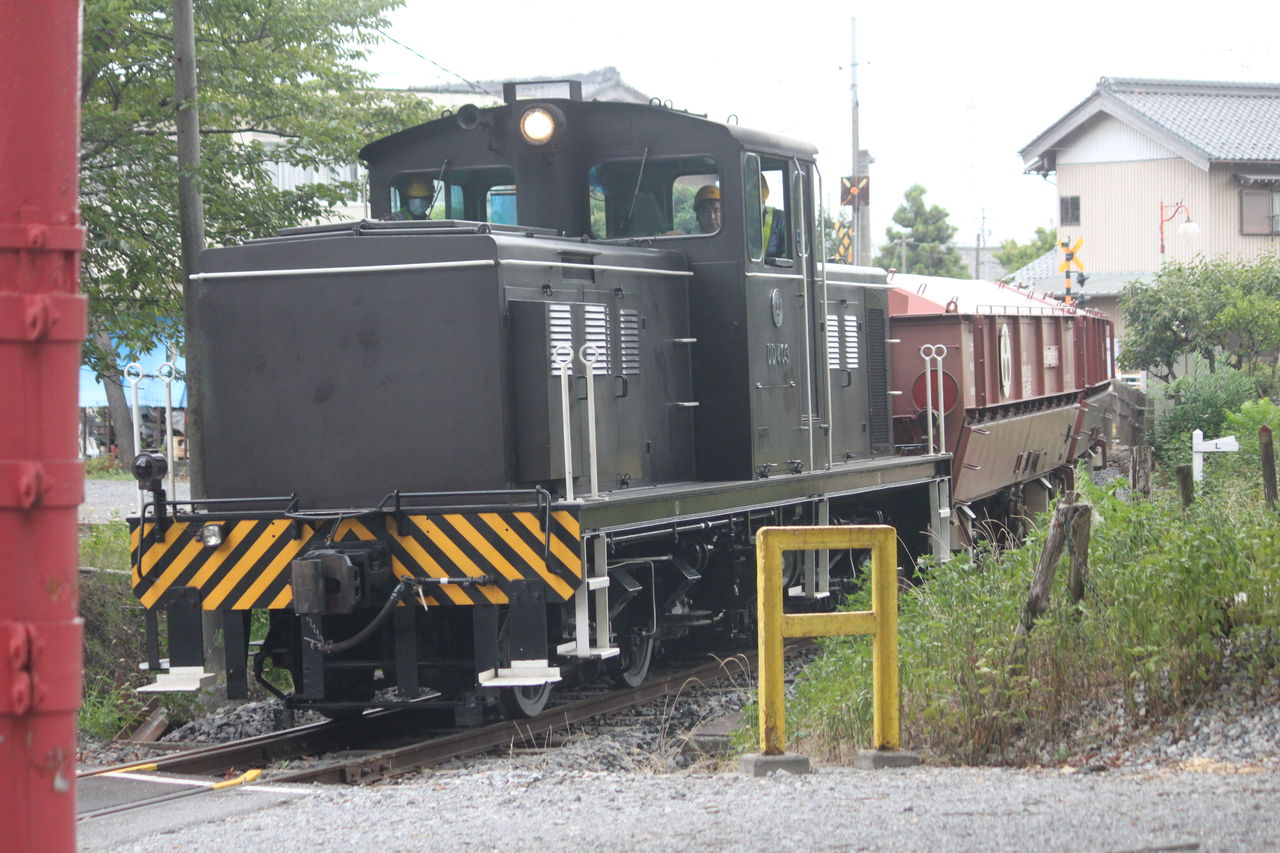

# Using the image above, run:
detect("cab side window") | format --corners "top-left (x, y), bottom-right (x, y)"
top-left (390, 168), bottom-right (516, 223)
top-left (589, 156), bottom-right (720, 239)
top-left (742, 155), bottom-right (792, 264)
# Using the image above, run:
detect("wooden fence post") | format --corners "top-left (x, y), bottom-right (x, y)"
top-left (1177, 464), bottom-right (1195, 508)
top-left (1066, 501), bottom-right (1092, 604)
top-left (1261, 425), bottom-right (1277, 511)
top-left (1129, 445), bottom-right (1153, 499)
top-left (1012, 492), bottom-right (1091, 666)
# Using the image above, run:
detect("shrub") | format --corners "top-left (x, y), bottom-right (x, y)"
top-left (781, 469), bottom-right (1280, 766)
top-left (1152, 360), bottom-right (1256, 464)
top-left (1225, 397), bottom-right (1280, 461)
top-left (84, 454), bottom-right (129, 479)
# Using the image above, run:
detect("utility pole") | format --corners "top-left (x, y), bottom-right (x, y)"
top-left (173, 0), bottom-right (205, 499)
top-left (974, 208), bottom-right (986, 279)
top-left (173, 0), bottom-right (226, 691)
top-left (849, 19), bottom-right (871, 267)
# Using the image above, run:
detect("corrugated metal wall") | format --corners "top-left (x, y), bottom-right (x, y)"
top-left (1056, 159), bottom-right (1280, 272)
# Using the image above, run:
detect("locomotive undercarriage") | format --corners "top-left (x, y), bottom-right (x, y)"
top-left (135, 474), bottom-right (946, 722)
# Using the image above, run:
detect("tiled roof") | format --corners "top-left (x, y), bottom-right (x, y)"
top-left (1021, 77), bottom-right (1280, 171)
top-left (1026, 271), bottom-right (1153, 298)
top-left (410, 66), bottom-right (651, 105)
top-left (1100, 78), bottom-right (1280, 162)
top-left (1007, 248), bottom-right (1059, 285)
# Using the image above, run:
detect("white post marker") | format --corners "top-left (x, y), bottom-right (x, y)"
top-left (125, 362), bottom-right (145, 515)
top-left (1191, 428), bottom-right (1239, 482)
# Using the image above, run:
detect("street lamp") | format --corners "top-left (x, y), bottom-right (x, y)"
top-left (1159, 201), bottom-right (1200, 254)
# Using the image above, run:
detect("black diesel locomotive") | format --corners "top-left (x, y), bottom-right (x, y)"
top-left (130, 82), bottom-right (951, 718)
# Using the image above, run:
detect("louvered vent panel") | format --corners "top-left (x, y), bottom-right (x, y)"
top-left (843, 315), bottom-right (860, 369)
top-left (548, 303), bottom-right (574, 375)
top-left (619, 309), bottom-right (641, 376)
top-left (866, 308), bottom-right (889, 443)
top-left (826, 314), bottom-right (841, 369)
top-left (583, 304), bottom-right (611, 376)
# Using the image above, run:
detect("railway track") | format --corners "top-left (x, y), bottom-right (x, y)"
top-left (77, 646), bottom-right (777, 822)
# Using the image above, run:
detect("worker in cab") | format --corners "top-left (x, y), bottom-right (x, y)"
top-left (393, 178), bottom-right (435, 220)
top-left (760, 175), bottom-right (787, 259)
top-left (692, 184), bottom-right (722, 234)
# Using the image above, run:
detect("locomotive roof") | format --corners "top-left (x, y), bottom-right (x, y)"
top-left (360, 98), bottom-right (819, 162)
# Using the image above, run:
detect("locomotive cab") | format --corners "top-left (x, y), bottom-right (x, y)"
top-left (361, 82), bottom-right (890, 484)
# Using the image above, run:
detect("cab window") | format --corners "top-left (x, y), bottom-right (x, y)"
top-left (588, 156), bottom-right (720, 239)
top-left (743, 155), bottom-right (792, 264)
top-left (390, 167), bottom-right (517, 223)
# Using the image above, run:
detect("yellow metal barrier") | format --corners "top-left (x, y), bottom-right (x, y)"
top-left (756, 524), bottom-right (900, 756)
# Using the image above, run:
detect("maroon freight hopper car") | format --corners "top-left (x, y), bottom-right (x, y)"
top-left (887, 273), bottom-right (1115, 545)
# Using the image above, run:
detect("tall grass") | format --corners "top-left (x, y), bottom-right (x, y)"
top-left (783, 470), bottom-right (1280, 765)
top-left (79, 524), bottom-right (151, 737)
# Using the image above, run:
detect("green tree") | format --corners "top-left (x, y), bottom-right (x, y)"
top-left (873, 185), bottom-right (968, 277)
top-left (1119, 252), bottom-right (1280, 387)
top-left (81, 0), bottom-right (438, 459)
top-left (993, 226), bottom-right (1057, 274)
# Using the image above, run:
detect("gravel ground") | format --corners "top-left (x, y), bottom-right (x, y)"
top-left (98, 763), bottom-right (1280, 852)
top-left (80, 477), bottom-right (189, 525)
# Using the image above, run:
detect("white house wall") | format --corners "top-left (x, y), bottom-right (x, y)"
top-left (1057, 159), bottom-right (1280, 272)
top-left (1058, 115), bottom-right (1180, 165)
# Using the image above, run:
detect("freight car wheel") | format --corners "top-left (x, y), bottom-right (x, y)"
top-left (498, 683), bottom-right (552, 718)
top-left (608, 631), bottom-right (654, 688)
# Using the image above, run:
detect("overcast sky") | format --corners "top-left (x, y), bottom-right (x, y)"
top-left (365, 0), bottom-right (1278, 255)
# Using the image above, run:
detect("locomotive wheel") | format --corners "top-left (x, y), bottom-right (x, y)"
top-left (498, 682), bottom-right (552, 718)
top-left (607, 631), bottom-right (655, 688)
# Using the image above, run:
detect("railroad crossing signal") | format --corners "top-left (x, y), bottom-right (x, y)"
top-left (841, 176), bottom-right (869, 207)
top-left (1060, 238), bottom-right (1084, 305)
top-left (1058, 237), bottom-right (1084, 272)
top-left (834, 222), bottom-right (854, 263)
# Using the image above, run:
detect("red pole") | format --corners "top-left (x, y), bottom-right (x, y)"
top-left (0, 2), bottom-right (87, 850)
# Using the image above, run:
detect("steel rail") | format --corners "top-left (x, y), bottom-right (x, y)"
top-left (79, 642), bottom-right (797, 821)
top-left (79, 714), bottom-right (386, 780)
top-left (273, 650), bottom-right (765, 785)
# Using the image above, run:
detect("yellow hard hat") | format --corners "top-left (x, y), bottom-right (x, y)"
top-left (404, 178), bottom-right (433, 198)
top-left (694, 185), bottom-right (720, 206)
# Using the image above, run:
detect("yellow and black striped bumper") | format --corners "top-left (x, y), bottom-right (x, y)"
top-left (129, 509), bottom-right (582, 610)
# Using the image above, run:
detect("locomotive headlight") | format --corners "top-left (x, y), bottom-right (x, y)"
top-left (200, 523), bottom-right (224, 549)
top-left (519, 106), bottom-right (558, 145)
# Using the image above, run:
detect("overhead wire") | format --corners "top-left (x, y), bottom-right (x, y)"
top-left (373, 29), bottom-right (499, 98)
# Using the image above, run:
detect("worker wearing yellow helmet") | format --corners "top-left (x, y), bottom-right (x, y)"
top-left (693, 184), bottom-right (721, 234)
top-left (759, 174), bottom-right (787, 259)
top-left (394, 178), bottom-right (435, 220)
